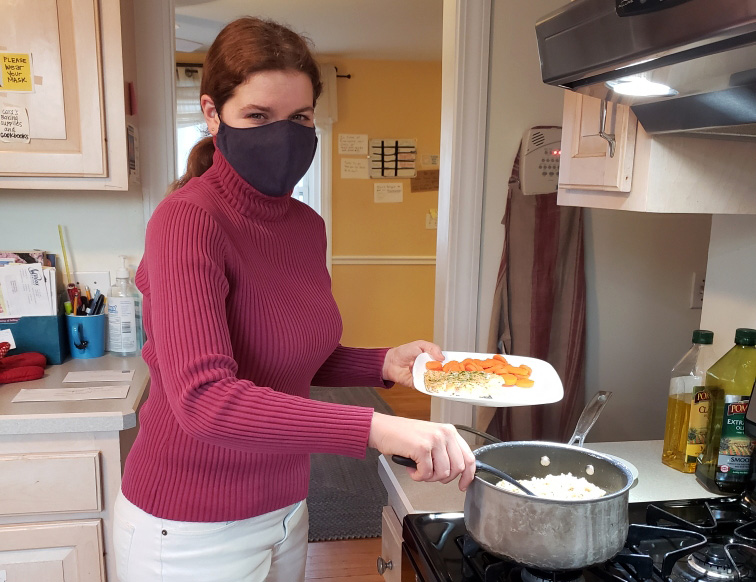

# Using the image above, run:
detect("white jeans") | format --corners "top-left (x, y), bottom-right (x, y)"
top-left (112, 491), bottom-right (309, 582)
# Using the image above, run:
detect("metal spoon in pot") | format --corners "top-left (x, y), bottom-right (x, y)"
top-left (391, 455), bottom-right (536, 496)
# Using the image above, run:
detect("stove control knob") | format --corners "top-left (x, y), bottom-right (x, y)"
top-left (376, 556), bottom-right (393, 575)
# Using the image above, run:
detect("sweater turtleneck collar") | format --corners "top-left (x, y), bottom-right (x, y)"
top-left (204, 147), bottom-right (293, 221)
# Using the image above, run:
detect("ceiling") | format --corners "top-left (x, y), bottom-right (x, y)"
top-left (174, 0), bottom-right (443, 61)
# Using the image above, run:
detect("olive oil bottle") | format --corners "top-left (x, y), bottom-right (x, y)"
top-left (695, 328), bottom-right (756, 494)
top-left (662, 330), bottom-right (716, 472)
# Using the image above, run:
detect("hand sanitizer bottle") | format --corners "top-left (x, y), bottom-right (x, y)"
top-left (107, 255), bottom-right (143, 356)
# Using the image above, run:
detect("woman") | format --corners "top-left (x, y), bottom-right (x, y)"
top-left (113, 16), bottom-right (476, 582)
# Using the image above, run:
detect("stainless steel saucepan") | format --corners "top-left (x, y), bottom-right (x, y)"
top-left (393, 391), bottom-right (634, 571)
top-left (462, 391), bottom-right (633, 571)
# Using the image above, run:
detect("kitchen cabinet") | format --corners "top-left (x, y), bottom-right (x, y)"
top-left (0, 520), bottom-right (104, 582)
top-left (558, 92), bottom-right (637, 194)
top-left (0, 355), bottom-right (149, 582)
top-left (557, 93), bottom-right (756, 214)
top-left (0, 0), bottom-right (129, 190)
top-left (378, 506), bottom-right (402, 582)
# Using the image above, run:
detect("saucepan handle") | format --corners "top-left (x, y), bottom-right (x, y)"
top-left (453, 424), bottom-right (503, 444)
top-left (392, 455), bottom-right (417, 468)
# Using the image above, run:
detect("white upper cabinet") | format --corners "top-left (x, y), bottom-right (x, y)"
top-left (557, 93), bottom-right (756, 214)
top-left (0, 0), bottom-right (128, 190)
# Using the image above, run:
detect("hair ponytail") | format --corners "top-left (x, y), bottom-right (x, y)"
top-left (168, 136), bottom-right (215, 193)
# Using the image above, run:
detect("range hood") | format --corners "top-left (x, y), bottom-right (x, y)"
top-left (535, 0), bottom-right (756, 139)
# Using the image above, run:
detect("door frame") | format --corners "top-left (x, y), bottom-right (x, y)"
top-left (432, 0), bottom-right (492, 425)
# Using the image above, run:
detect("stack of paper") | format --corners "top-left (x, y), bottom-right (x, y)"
top-left (0, 263), bottom-right (58, 318)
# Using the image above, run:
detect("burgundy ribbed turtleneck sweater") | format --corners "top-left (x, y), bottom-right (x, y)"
top-left (121, 149), bottom-right (386, 522)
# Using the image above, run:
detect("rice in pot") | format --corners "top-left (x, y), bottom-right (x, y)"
top-left (496, 473), bottom-right (606, 500)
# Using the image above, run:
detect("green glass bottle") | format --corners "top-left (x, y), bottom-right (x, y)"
top-left (695, 328), bottom-right (756, 494)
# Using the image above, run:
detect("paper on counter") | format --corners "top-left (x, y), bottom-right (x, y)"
top-left (12, 384), bottom-right (130, 402)
top-left (63, 370), bottom-right (135, 383)
top-left (0, 263), bottom-right (52, 317)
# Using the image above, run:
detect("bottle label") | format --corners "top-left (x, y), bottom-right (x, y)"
top-left (108, 297), bottom-right (137, 353)
top-left (716, 395), bottom-right (756, 480)
top-left (686, 388), bottom-right (709, 462)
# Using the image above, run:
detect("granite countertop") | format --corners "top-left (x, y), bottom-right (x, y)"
top-left (379, 440), bottom-right (726, 522)
top-left (0, 354), bottom-right (149, 435)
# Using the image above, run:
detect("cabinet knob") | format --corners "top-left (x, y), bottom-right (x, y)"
top-left (377, 556), bottom-right (394, 575)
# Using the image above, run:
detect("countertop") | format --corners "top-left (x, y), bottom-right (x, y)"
top-left (0, 354), bottom-right (149, 435)
top-left (378, 440), bottom-right (726, 522)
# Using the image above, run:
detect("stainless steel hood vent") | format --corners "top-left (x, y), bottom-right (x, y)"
top-left (535, 0), bottom-right (756, 139)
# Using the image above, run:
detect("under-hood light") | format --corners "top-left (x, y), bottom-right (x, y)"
top-left (606, 77), bottom-right (678, 97)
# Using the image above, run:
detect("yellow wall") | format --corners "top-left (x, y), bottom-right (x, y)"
top-left (327, 58), bottom-right (442, 348)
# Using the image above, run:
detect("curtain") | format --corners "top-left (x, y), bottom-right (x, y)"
top-left (175, 65), bottom-right (204, 129)
top-left (314, 64), bottom-right (338, 128)
top-left (486, 133), bottom-right (587, 442)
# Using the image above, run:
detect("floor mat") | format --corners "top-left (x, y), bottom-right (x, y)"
top-left (308, 386), bottom-right (394, 542)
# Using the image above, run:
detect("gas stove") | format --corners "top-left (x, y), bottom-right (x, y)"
top-left (401, 498), bottom-right (756, 582)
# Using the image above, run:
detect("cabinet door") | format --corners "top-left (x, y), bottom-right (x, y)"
top-left (558, 92), bottom-right (637, 192)
top-left (0, 519), bottom-right (105, 582)
top-left (379, 506), bottom-right (402, 582)
top-left (0, 0), bottom-right (105, 177)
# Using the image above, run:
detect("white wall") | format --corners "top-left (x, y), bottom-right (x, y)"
top-left (478, 0), bottom-right (713, 442)
top-left (0, 191), bottom-right (146, 275)
top-left (700, 215), bottom-right (756, 359)
top-left (583, 210), bottom-right (711, 442)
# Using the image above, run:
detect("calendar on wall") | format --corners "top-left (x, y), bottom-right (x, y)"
top-left (369, 138), bottom-right (417, 178)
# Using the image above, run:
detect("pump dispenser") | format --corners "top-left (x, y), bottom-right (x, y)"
top-left (107, 255), bottom-right (143, 356)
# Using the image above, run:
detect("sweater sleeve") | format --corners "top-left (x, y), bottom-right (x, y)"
top-left (312, 345), bottom-right (393, 388)
top-left (144, 199), bottom-right (373, 458)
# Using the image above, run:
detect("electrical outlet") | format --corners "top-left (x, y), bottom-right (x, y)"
top-left (73, 271), bottom-right (112, 296)
top-left (690, 272), bottom-right (705, 309)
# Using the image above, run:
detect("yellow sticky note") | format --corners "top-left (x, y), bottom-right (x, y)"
top-left (1, 53), bottom-right (34, 93)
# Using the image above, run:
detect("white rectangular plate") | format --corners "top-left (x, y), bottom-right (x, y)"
top-left (412, 351), bottom-right (564, 407)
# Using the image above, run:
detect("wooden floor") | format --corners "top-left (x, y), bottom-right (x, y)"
top-left (305, 384), bottom-right (429, 580)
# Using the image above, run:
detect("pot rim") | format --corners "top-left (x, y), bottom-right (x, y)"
top-left (472, 440), bottom-right (634, 503)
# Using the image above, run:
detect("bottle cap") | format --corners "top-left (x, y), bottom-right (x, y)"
top-left (116, 255), bottom-right (130, 280)
top-left (734, 328), bottom-right (756, 346)
top-left (692, 330), bottom-right (714, 345)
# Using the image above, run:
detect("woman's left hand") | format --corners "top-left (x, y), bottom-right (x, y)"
top-left (382, 340), bottom-right (444, 387)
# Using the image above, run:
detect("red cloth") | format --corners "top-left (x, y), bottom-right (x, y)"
top-left (0, 343), bottom-right (46, 384)
top-left (487, 143), bottom-right (586, 442)
top-left (121, 149), bottom-right (386, 522)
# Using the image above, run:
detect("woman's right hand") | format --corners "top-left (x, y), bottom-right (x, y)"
top-left (368, 412), bottom-right (476, 491)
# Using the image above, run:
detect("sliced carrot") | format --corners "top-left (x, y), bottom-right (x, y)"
top-left (516, 378), bottom-right (535, 388)
top-left (517, 364), bottom-right (532, 376)
top-left (502, 373), bottom-right (518, 386)
top-left (493, 354), bottom-right (508, 363)
top-left (442, 361), bottom-right (454, 372)
top-left (426, 361), bottom-right (443, 371)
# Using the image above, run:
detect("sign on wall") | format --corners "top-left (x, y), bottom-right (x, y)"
top-left (370, 138), bottom-right (417, 178)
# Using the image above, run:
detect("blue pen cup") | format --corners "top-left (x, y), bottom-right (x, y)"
top-left (66, 314), bottom-right (106, 359)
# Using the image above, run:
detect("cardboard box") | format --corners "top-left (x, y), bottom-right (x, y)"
top-left (0, 315), bottom-right (69, 365)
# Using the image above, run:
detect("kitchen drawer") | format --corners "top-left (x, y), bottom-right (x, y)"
top-left (379, 505), bottom-right (403, 582)
top-left (0, 519), bottom-right (105, 582)
top-left (0, 451), bottom-right (102, 516)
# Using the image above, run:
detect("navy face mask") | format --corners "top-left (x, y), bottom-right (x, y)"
top-left (216, 119), bottom-right (318, 197)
